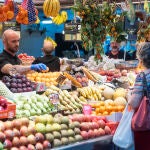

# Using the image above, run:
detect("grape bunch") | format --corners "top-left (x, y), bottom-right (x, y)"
top-left (2, 74), bottom-right (37, 93)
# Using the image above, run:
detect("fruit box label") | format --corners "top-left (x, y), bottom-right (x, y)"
top-left (83, 104), bottom-right (92, 115)
top-left (49, 93), bottom-right (59, 104)
top-left (36, 83), bottom-right (46, 92)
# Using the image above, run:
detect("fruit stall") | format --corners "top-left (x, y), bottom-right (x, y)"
top-left (0, 0), bottom-right (149, 149)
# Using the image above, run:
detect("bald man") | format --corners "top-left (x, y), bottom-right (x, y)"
top-left (32, 40), bottom-right (60, 72)
top-left (0, 29), bottom-right (47, 79)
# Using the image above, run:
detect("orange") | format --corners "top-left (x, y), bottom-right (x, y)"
top-left (7, 11), bottom-right (14, 20)
top-left (99, 106), bottom-right (105, 113)
top-left (99, 101), bottom-right (105, 106)
top-left (106, 105), bottom-right (113, 113)
top-left (2, 5), bottom-right (9, 12)
top-left (95, 108), bottom-right (100, 114)
top-left (103, 111), bottom-right (109, 115)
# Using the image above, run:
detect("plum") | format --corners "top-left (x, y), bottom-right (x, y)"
top-left (10, 88), bottom-right (17, 93)
top-left (2, 76), bottom-right (11, 83)
top-left (11, 78), bottom-right (17, 83)
top-left (11, 83), bottom-right (17, 88)
top-left (17, 79), bottom-right (22, 83)
top-left (17, 83), bottom-right (22, 88)
top-left (5, 82), bottom-right (11, 88)
top-left (17, 88), bottom-right (23, 93)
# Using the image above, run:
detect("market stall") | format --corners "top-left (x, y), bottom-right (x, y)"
top-left (0, 0), bottom-right (149, 149)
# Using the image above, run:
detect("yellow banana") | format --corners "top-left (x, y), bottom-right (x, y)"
top-left (61, 11), bottom-right (68, 22)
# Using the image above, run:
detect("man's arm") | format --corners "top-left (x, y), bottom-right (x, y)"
top-left (1, 63), bottom-right (47, 75)
top-left (1, 64), bottom-right (31, 74)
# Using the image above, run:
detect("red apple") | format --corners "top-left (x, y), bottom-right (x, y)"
top-left (88, 130), bottom-right (94, 138)
top-left (12, 119), bottom-right (22, 129)
top-left (35, 133), bottom-right (44, 142)
top-left (20, 136), bottom-right (28, 145)
top-left (28, 144), bottom-right (35, 150)
top-left (20, 118), bottom-right (29, 126)
top-left (43, 140), bottom-right (51, 149)
top-left (97, 120), bottom-right (106, 129)
top-left (12, 137), bottom-right (20, 147)
top-left (80, 122), bottom-right (89, 131)
top-left (0, 122), bottom-right (5, 132)
top-left (35, 142), bottom-right (43, 150)
top-left (98, 128), bottom-right (105, 136)
top-left (0, 132), bottom-right (5, 142)
top-left (27, 134), bottom-right (36, 145)
top-left (19, 146), bottom-right (28, 150)
top-left (4, 129), bottom-right (13, 140)
top-left (28, 126), bottom-right (36, 135)
top-left (81, 131), bottom-right (88, 140)
top-left (104, 126), bottom-right (111, 134)
top-left (3, 139), bottom-right (12, 149)
top-left (20, 126), bottom-right (28, 136)
top-left (4, 121), bottom-right (13, 129)
top-left (13, 128), bottom-right (20, 137)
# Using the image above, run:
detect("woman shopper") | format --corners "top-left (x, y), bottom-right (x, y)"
top-left (128, 42), bottom-right (150, 150)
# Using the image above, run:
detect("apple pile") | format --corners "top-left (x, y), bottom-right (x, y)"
top-left (0, 96), bottom-right (8, 111)
top-left (70, 114), bottom-right (111, 140)
top-left (2, 74), bottom-right (37, 93)
top-left (99, 69), bottom-right (128, 82)
top-left (0, 118), bottom-right (51, 150)
top-left (74, 72), bottom-right (88, 87)
top-left (14, 94), bottom-right (55, 118)
top-left (35, 114), bottom-right (82, 148)
top-left (18, 53), bottom-right (35, 65)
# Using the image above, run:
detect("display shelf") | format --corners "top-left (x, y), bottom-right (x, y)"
top-left (52, 135), bottom-right (113, 150)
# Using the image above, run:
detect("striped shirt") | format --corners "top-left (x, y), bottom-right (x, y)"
top-left (129, 69), bottom-right (150, 109)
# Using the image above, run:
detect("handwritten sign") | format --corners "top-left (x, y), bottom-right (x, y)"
top-left (49, 93), bottom-right (59, 105)
top-left (83, 104), bottom-right (92, 115)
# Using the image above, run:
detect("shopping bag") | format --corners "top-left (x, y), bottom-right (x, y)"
top-left (132, 72), bottom-right (150, 131)
top-left (113, 104), bottom-right (135, 149)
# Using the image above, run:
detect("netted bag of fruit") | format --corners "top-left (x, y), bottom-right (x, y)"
top-left (0, 0), bottom-right (18, 22)
top-left (16, 0), bottom-right (38, 25)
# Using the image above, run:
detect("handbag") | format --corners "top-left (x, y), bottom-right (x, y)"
top-left (113, 104), bottom-right (135, 149)
top-left (131, 72), bottom-right (150, 131)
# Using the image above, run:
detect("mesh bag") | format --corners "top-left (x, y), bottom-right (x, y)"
top-left (16, 0), bottom-right (38, 25)
top-left (0, 0), bottom-right (18, 22)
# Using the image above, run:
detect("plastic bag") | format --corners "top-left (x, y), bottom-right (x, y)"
top-left (16, 0), bottom-right (38, 25)
top-left (113, 104), bottom-right (135, 149)
top-left (0, 0), bottom-right (18, 22)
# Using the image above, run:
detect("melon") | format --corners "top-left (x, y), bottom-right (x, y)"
top-left (113, 88), bottom-right (126, 100)
top-left (114, 97), bottom-right (127, 106)
top-left (103, 87), bottom-right (115, 99)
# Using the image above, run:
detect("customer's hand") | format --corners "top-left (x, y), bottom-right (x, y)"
top-left (31, 63), bottom-right (47, 71)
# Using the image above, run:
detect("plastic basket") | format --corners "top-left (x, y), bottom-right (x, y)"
top-left (0, 102), bottom-right (16, 119)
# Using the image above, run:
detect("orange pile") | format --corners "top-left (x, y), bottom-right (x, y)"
top-left (90, 101), bottom-right (125, 116)
top-left (26, 72), bottom-right (61, 87)
top-left (16, 5), bottom-right (38, 25)
top-left (0, 1), bottom-right (15, 22)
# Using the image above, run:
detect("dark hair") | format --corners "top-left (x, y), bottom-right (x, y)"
top-left (136, 42), bottom-right (150, 68)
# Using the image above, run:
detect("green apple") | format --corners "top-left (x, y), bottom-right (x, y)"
top-left (24, 103), bottom-right (31, 110)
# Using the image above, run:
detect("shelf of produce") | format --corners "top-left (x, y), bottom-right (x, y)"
top-left (51, 135), bottom-right (113, 150)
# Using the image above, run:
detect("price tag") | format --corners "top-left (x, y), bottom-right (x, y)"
top-left (36, 82), bottom-right (46, 92)
top-left (49, 93), bottom-right (59, 105)
top-left (83, 104), bottom-right (92, 115)
top-left (88, 80), bottom-right (94, 86)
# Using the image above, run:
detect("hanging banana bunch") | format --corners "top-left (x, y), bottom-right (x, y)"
top-left (126, 0), bottom-right (136, 25)
top-left (52, 11), bottom-right (68, 25)
top-left (144, 0), bottom-right (150, 14)
top-left (44, 37), bottom-right (57, 48)
top-left (43, 0), bottom-right (60, 17)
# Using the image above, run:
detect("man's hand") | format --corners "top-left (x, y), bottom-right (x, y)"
top-left (31, 63), bottom-right (47, 71)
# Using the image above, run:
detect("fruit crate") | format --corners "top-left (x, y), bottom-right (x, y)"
top-left (0, 102), bottom-right (16, 119)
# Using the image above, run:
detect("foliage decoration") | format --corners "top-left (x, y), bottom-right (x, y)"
top-left (72, 0), bottom-right (126, 61)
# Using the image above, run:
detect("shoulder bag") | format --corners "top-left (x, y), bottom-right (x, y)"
top-left (132, 72), bottom-right (150, 131)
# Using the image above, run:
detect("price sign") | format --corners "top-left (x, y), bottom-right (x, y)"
top-left (83, 104), bottom-right (92, 115)
top-left (49, 93), bottom-right (59, 105)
